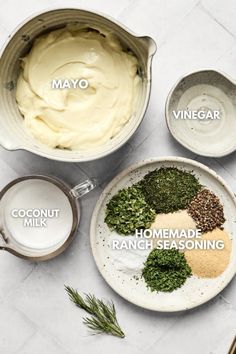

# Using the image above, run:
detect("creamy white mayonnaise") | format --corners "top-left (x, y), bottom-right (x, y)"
top-left (16, 26), bottom-right (141, 150)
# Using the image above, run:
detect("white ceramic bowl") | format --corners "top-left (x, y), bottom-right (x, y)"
top-left (0, 8), bottom-right (156, 162)
top-left (165, 70), bottom-right (236, 157)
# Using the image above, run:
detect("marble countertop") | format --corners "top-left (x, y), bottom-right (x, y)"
top-left (0, 0), bottom-right (236, 353)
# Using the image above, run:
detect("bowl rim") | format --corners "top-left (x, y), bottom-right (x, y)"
top-left (0, 7), bottom-right (156, 162)
top-left (165, 68), bottom-right (236, 158)
top-left (0, 174), bottom-right (80, 260)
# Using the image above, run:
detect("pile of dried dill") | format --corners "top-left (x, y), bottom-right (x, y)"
top-left (142, 249), bottom-right (192, 292)
top-left (141, 167), bottom-right (201, 214)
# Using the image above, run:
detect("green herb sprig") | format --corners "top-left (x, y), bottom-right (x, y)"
top-left (65, 286), bottom-right (125, 338)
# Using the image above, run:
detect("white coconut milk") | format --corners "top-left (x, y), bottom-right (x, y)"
top-left (0, 179), bottom-right (74, 251)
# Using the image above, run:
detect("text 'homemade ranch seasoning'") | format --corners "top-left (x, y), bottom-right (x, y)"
top-left (16, 26), bottom-right (142, 150)
top-left (105, 167), bottom-right (232, 290)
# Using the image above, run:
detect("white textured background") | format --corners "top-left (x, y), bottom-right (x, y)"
top-left (0, 1), bottom-right (236, 353)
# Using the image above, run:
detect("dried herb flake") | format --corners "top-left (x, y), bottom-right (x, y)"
top-left (105, 184), bottom-right (156, 235)
top-left (142, 249), bottom-right (192, 292)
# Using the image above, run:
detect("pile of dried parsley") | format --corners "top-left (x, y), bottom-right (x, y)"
top-left (105, 184), bottom-right (156, 235)
top-left (142, 249), bottom-right (192, 292)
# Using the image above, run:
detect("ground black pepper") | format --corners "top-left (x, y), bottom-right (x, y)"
top-left (187, 189), bottom-right (225, 232)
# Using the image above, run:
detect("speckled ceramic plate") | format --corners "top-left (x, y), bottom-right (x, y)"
top-left (90, 157), bottom-right (236, 312)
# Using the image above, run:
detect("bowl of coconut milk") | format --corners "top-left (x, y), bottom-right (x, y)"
top-left (0, 175), bottom-right (96, 260)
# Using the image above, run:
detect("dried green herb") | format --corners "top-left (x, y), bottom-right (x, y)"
top-left (65, 286), bottom-right (125, 338)
top-left (142, 249), bottom-right (192, 292)
top-left (105, 184), bottom-right (156, 235)
top-left (141, 167), bottom-right (201, 214)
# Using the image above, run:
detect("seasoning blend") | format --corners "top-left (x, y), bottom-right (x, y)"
top-left (105, 166), bottom-right (232, 292)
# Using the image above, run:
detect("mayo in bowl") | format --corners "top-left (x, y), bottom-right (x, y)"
top-left (16, 26), bottom-right (142, 150)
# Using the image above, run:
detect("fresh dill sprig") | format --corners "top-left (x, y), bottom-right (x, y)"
top-left (65, 286), bottom-right (125, 338)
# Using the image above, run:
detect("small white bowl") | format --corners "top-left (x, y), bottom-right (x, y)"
top-left (165, 70), bottom-right (236, 157)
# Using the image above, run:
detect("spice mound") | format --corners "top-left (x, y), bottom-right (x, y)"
top-left (151, 210), bottom-right (196, 230)
top-left (184, 228), bottom-right (231, 278)
top-left (141, 167), bottom-right (201, 213)
top-left (142, 249), bottom-right (192, 292)
top-left (187, 189), bottom-right (225, 232)
top-left (105, 184), bottom-right (156, 235)
top-left (150, 210), bottom-right (197, 248)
